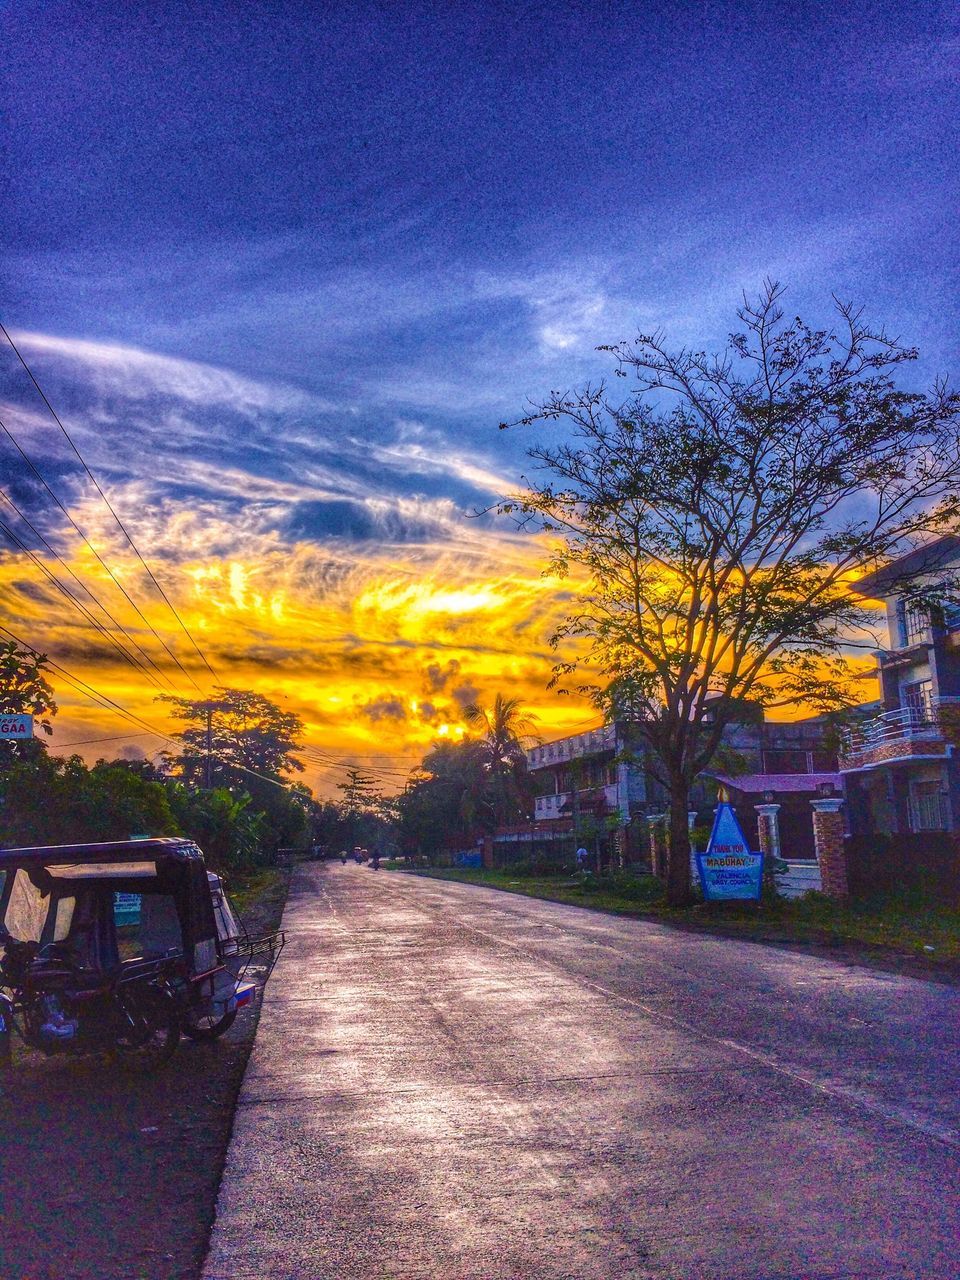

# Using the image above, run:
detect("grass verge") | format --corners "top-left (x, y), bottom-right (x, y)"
top-left (399, 866), bottom-right (960, 973)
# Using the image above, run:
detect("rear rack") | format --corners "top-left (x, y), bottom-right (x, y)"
top-left (117, 954), bottom-right (183, 985)
top-left (226, 929), bottom-right (285, 983)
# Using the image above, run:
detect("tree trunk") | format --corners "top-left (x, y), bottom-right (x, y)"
top-left (666, 779), bottom-right (694, 907)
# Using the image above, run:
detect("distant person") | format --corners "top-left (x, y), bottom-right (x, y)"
top-left (576, 847), bottom-right (589, 872)
top-left (340, 850), bottom-right (348, 865)
top-left (370, 851), bottom-right (381, 870)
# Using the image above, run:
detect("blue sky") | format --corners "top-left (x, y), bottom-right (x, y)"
top-left (1, 0), bottom-right (958, 787)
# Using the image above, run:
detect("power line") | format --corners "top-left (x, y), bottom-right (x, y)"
top-left (0, 413), bottom-right (205, 693)
top-left (0, 483), bottom-right (182, 692)
top-left (0, 322), bottom-right (219, 682)
top-left (53, 731), bottom-right (165, 748)
top-left (0, 622), bottom-right (175, 742)
top-left (0, 623), bottom-right (307, 800)
top-left (0, 510), bottom-right (177, 693)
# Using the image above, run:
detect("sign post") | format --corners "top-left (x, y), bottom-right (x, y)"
top-left (695, 803), bottom-right (763, 901)
top-left (0, 714), bottom-right (33, 740)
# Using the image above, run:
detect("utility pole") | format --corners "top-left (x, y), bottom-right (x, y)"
top-left (198, 699), bottom-right (228, 789)
top-left (204, 703), bottom-right (214, 790)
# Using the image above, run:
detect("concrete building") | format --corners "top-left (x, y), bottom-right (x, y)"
top-left (523, 711), bottom-right (838, 866)
top-left (841, 535), bottom-right (960, 837)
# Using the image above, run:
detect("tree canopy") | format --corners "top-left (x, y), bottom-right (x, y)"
top-left (501, 283), bottom-right (960, 903)
top-left (463, 694), bottom-right (536, 828)
top-left (159, 686), bottom-right (305, 786)
top-left (0, 639), bottom-right (57, 753)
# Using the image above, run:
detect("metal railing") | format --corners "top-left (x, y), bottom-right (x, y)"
top-left (840, 695), bottom-right (960, 760)
top-left (534, 783), bottom-right (620, 819)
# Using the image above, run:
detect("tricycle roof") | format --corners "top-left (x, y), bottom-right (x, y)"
top-left (0, 838), bottom-right (205, 871)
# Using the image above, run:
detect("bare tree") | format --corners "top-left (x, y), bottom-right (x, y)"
top-left (500, 283), bottom-right (960, 905)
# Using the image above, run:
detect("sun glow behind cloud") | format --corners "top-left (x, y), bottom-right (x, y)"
top-left (2, 536), bottom-right (588, 795)
top-left (0, 316), bottom-right (888, 798)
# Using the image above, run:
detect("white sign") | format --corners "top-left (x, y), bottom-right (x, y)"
top-left (0, 714), bottom-right (33, 739)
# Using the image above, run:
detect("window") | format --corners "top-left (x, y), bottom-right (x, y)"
top-left (941, 600), bottom-right (960, 633)
top-left (2, 870), bottom-right (49, 941)
top-left (897, 599), bottom-right (930, 646)
top-left (902, 679), bottom-right (934, 726)
top-left (116, 892), bottom-right (183, 960)
top-left (763, 749), bottom-right (809, 774)
top-left (910, 780), bottom-right (950, 832)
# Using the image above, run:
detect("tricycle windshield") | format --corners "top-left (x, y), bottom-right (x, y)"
top-left (3, 868), bottom-right (49, 942)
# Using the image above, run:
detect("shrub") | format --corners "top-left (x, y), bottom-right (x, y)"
top-left (595, 870), bottom-right (666, 904)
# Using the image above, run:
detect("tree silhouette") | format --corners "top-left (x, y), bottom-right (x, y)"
top-left (502, 283), bottom-right (960, 904)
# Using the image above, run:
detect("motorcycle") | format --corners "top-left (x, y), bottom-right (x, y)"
top-left (0, 838), bottom-right (284, 1072)
top-left (0, 937), bottom-right (181, 1070)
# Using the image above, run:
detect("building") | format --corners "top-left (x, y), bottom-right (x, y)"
top-left (522, 711), bottom-right (838, 866)
top-left (527, 724), bottom-right (643, 827)
top-left (841, 535), bottom-right (960, 837)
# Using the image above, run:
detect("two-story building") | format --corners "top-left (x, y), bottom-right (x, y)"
top-left (527, 723), bottom-right (643, 826)
top-left (524, 710), bottom-right (839, 865)
top-left (841, 535), bottom-right (960, 838)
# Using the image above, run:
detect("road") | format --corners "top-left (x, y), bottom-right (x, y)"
top-left (203, 863), bottom-right (960, 1280)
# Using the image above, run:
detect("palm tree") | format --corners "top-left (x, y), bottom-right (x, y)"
top-left (463, 694), bottom-right (538, 828)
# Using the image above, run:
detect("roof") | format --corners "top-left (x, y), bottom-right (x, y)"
top-left (0, 837), bottom-right (203, 867)
top-left (852, 535), bottom-right (960, 598)
top-left (707, 772), bottom-right (842, 795)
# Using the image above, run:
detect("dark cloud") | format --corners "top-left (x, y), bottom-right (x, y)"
top-left (423, 659), bottom-right (460, 693)
top-left (360, 695), bottom-right (407, 722)
top-left (451, 681), bottom-right (479, 709)
top-left (283, 497), bottom-right (460, 547)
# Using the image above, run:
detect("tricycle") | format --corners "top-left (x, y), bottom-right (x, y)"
top-left (0, 838), bottom-right (284, 1071)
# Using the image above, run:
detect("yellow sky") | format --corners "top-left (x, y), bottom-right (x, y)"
top-left (0, 511), bottom-right (881, 799)
top-left (0, 522), bottom-right (607, 797)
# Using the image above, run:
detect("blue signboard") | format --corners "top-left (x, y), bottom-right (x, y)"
top-left (113, 892), bottom-right (141, 926)
top-left (0, 714), bottom-right (33, 740)
top-left (453, 851), bottom-right (483, 868)
top-left (695, 803), bottom-right (763, 901)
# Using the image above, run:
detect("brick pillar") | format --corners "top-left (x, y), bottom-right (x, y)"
top-left (810, 798), bottom-right (849, 900)
top-left (647, 814), bottom-right (667, 878)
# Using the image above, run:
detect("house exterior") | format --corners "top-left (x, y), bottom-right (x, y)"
top-left (522, 712), bottom-right (838, 865)
top-left (841, 535), bottom-right (960, 838)
top-left (527, 723), bottom-right (644, 828)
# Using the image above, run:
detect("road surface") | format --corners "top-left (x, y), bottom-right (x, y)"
top-left (204, 863), bottom-right (960, 1279)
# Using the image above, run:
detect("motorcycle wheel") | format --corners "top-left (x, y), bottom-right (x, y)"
top-left (114, 985), bottom-right (181, 1071)
top-left (181, 1005), bottom-right (238, 1041)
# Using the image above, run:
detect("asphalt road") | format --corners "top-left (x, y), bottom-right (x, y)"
top-left (203, 863), bottom-right (960, 1280)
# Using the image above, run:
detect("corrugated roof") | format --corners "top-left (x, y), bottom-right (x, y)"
top-left (707, 772), bottom-right (842, 794)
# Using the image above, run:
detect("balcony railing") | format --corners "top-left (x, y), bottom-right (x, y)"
top-left (534, 783), bottom-right (620, 820)
top-left (840, 695), bottom-right (960, 762)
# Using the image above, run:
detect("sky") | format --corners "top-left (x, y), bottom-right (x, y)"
top-left (1, 1), bottom-right (958, 796)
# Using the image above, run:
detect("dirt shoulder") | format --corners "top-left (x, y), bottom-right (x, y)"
top-left (0, 867), bottom-right (290, 1280)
